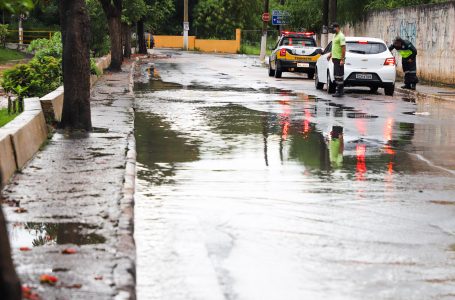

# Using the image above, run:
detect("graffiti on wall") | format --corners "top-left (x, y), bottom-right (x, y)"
top-left (386, 20), bottom-right (417, 45)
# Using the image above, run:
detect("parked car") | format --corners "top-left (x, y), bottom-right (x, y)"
top-left (269, 32), bottom-right (323, 79)
top-left (315, 37), bottom-right (396, 96)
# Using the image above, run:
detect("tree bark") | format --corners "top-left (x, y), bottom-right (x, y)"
top-left (59, 0), bottom-right (92, 130)
top-left (137, 19), bottom-right (147, 55)
top-left (122, 22), bottom-right (131, 58)
top-left (100, 0), bottom-right (123, 71)
top-left (0, 182), bottom-right (21, 300)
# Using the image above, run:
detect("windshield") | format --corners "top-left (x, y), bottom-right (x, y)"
top-left (346, 42), bottom-right (387, 54)
top-left (281, 37), bottom-right (316, 47)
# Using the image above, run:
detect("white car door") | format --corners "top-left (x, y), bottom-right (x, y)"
top-left (316, 42), bottom-right (332, 84)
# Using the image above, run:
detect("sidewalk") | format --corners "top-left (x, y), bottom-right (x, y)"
top-left (1, 63), bottom-right (136, 299)
top-left (396, 83), bottom-right (455, 103)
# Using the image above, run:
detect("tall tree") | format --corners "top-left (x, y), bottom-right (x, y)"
top-left (59, 0), bottom-right (92, 130)
top-left (123, 0), bottom-right (148, 57)
top-left (99, 0), bottom-right (123, 71)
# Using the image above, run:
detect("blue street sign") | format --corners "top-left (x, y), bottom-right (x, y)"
top-left (272, 10), bottom-right (290, 26)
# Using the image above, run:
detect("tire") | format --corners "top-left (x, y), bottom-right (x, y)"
top-left (307, 71), bottom-right (315, 80)
top-left (370, 86), bottom-right (379, 94)
top-left (327, 72), bottom-right (336, 94)
top-left (268, 62), bottom-right (275, 77)
top-left (384, 83), bottom-right (395, 96)
top-left (274, 61), bottom-right (282, 78)
top-left (315, 68), bottom-right (324, 90)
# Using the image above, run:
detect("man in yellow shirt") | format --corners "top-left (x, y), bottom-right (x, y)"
top-left (327, 23), bottom-right (346, 97)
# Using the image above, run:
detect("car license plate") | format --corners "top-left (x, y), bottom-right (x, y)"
top-left (356, 73), bottom-right (373, 80)
top-left (297, 63), bottom-right (309, 68)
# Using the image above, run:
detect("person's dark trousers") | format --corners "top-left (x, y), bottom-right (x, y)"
top-left (402, 58), bottom-right (418, 90)
top-left (333, 58), bottom-right (345, 97)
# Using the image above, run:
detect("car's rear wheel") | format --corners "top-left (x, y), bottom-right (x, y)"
top-left (268, 62), bottom-right (275, 77)
top-left (307, 71), bottom-right (315, 80)
top-left (384, 83), bottom-right (395, 96)
top-left (274, 61), bottom-right (282, 78)
top-left (327, 72), bottom-right (336, 94)
top-left (315, 68), bottom-right (324, 90)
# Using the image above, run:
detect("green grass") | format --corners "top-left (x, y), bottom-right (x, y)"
top-left (0, 48), bottom-right (25, 64)
top-left (0, 108), bottom-right (19, 127)
top-left (239, 44), bottom-right (273, 56)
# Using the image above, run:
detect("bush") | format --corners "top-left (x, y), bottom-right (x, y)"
top-left (0, 24), bottom-right (8, 48)
top-left (2, 32), bottom-right (101, 98)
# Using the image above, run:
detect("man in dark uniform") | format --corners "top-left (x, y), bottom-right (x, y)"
top-left (389, 36), bottom-right (418, 90)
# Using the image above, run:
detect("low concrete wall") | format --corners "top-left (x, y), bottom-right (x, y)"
top-left (154, 29), bottom-right (241, 54)
top-left (346, 2), bottom-right (455, 84)
top-left (40, 54), bottom-right (111, 123)
top-left (0, 98), bottom-right (48, 187)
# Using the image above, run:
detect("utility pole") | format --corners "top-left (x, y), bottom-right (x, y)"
top-left (183, 0), bottom-right (189, 50)
top-left (329, 0), bottom-right (337, 25)
top-left (321, 0), bottom-right (329, 47)
top-left (259, 0), bottom-right (269, 62)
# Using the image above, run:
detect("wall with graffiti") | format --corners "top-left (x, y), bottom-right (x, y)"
top-left (345, 2), bottom-right (455, 85)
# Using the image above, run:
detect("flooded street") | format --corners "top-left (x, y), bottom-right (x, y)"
top-left (134, 50), bottom-right (455, 300)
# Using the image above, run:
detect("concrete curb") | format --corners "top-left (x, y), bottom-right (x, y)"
top-left (396, 87), bottom-right (455, 103)
top-left (0, 98), bottom-right (48, 187)
top-left (113, 59), bottom-right (137, 300)
top-left (40, 54), bottom-right (112, 123)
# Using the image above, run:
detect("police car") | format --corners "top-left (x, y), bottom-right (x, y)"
top-left (269, 32), bottom-right (323, 79)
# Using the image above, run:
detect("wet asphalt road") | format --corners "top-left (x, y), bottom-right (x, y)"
top-left (134, 50), bottom-right (455, 300)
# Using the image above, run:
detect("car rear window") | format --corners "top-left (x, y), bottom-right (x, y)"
top-left (346, 42), bottom-right (387, 54)
top-left (281, 37), bottom-right (316, 47)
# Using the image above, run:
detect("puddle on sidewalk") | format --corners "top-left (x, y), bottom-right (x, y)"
top-left (8, 222), bottom-right (106, 248)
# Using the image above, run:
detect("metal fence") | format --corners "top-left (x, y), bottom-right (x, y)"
top-left (6, 30), bottom-right (55, 45)
top-left (241, 29), bottom-right (281, 54)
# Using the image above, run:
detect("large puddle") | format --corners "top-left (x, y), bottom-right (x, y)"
top-left (134, 61), bottom-right (455, 300)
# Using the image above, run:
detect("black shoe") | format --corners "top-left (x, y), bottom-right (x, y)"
top-left (410, 84), bottom-right (416, 90)
top-left (333, 85), bottom-right (344, 97)
top-left (401, 84), bottom-right (411, 89)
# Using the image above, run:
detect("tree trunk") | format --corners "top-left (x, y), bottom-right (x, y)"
top-left (100, 0), bottom-right (123, 71)
top-left (0, 191), bottom-right (21, 300)
top-left (137, 19), bottom-right (147, 54)
top-left (123, 22), bottom-right (131, 58)
top-left (59, 0), bottom-right (92, 130)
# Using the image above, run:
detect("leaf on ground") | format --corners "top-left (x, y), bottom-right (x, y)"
top-left (62, 248), bottom-right (77, 255)
top-left (20, 247), bottom-right (32, 251)
top-left (22, 285), bottom-right (40, 300)
top-left (14, 207), bottom-right (28, 213)
top-left (39, 274), bottom-right (58, 285)
top-left (66, 283), bottom-right (83, 289)
top-left (94, 275), bottom-right (103, 280)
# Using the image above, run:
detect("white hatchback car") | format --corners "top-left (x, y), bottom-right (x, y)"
top-left (315, 37), bottom-right (396, 96)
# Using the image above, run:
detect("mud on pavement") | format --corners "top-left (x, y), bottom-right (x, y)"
top-left (1, 62), bottom-right (137, 300)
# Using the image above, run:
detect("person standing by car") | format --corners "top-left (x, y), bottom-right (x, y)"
top-left (388, 36), bottom-right (418, 90)
top-left (327, 23), bottom-right (346, 97)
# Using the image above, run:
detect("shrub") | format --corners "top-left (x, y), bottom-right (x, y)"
top-left (0, 24), bottom-right (8, 48)
top-left (2, 32), bottom-right (101, 99)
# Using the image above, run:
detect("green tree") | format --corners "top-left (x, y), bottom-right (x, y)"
top-left (193, 0), bottom-right (262, 39)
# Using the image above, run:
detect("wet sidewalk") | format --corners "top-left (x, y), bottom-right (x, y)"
top-left (396, 82), bottom-right (455, 103)
top-left (1, 63), bottom-right (136, 299)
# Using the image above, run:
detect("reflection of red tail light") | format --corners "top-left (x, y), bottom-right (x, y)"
top-left (388, 162), bottom-right (394, 174)
top-left (303, 108), bottom-right (311, 135)
top-left (356, 144), bottom-right (367, 181)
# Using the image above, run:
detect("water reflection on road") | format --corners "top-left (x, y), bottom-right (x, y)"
top-left (135, 60), bottom-right (455, 300)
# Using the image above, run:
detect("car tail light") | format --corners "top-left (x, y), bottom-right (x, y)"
top-left (280, 49), bottom-right (287, 56)
top-left (384, 57), bottom-right (396, 66)
top-left (358, 40), bottom-right (368, 44)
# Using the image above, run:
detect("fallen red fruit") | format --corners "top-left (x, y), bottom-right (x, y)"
top-left (14, 207), bottom-right (28, 213)
top-left (67, 283), bottom-right (82, 289)
top-left (22, 285), bottom-right (40, 300)
top-left (62, 248), bottom-right (77, 255)
top-left (39, 274), bottom-right (58, 285)
top-left (20, 247), bottom-right (32, 251)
